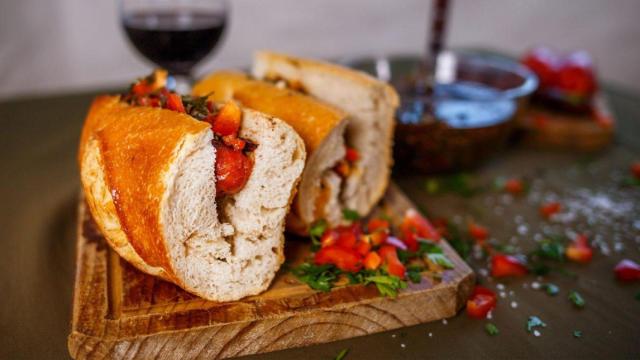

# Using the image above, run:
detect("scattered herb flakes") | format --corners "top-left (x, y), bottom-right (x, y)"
top-left (536, 237), bottom-right (566, 261)
top-left (427, 253), bottom-right (455, 269)
top-left (543, 283), bottom-right (560, 296)
top-left (406, 265), bottom-right (423, 284)
top-left (309, 219), bottom-right (328, 251)
top-left (364, 274), bottom-right (407, 298)
top-left (424, 173), bottom-right (480, 197)
top-left (573, 330), bottom-right (583, 338)
top-left (342, 208), bottom-right (360, 222)
top-left (291, 263), bottom-right (337, 292)
top-left (335, 348), bottom-right (349, 360)
top-left (569, 291), bottom-right (586, 308)
top-left (485, 323), bottom-right (499, 336)
top-left (526, 316), bottom-right (547, 333)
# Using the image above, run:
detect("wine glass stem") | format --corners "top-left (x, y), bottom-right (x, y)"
top-left (173, 73), bottom-right (194, 94)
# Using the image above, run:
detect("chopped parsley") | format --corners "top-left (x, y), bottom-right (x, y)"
top-left (573, 330), bottom-right (583, 338)
top-left (342, 208), bottom-right (360, 221)
top-left (427, 253), bottom-right (455, 269)
top-left (543, 283), bottom-right (559, 296)
top-left (406, 265), bottom-right (423, 284)
top-left (309, 219), bottom-right (328, 251)
top-left (364, 273), bottom-right (407, 298)
top-left (536, 237), bottom-right (566, 261)
top-left (569, 291), bottom-right (586, 308)
top-left (291, 263), bottom-right (338, 292)
top-left (335, 348), bottom-right (349, 360)
top-left (485, 323), bottom-right (499, 336)
top-left (526, 316), bottom-right (546, 333)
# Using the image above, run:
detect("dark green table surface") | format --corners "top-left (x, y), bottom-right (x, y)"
top-left (1, 81), bottom-right (639, 359)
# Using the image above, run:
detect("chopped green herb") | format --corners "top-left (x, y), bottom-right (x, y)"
top-left (291, 263), bottom-right (337, 292)
top-left (335, 348), bottom-right (349, 360)
top-left (424, 173), bottom-right (480, 197)
top-left (309, 219), bottom-right (328, 251)
top-left (621, 177), bottom-right (640, 187)
top-left (364, 274), bottom-right (407, 298)
top-left (427, 253), bottom-right (455, 269)
top-left (536, 238), bottom-right (566, 261)
top-left (406, 266), bottom-right (423, 284)
top-left (526, 316), bottom-right (546, 333)
top-left (485, 323), bottom-right (499, 336)
top-left (569, 291), bottom-right (585, 308)
top-left (543, 283), bottom-right (559, 296)
top-left (342, 208), bottom-right (360, 221)
top-left (573, 330), bottom-right (583, 338)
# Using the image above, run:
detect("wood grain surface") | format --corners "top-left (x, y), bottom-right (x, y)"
top-left (68, 184), bottom-right (475, 359)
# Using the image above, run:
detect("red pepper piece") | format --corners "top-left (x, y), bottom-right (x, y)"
top-left (363, 251), bottom-right (382, 270)
top-left (166, 93), bottom-right (186, 113)
top-left (345, 147), bottom-right (359, 163)
top-left (614, 259), bottom-right (640, 282)
top-left (540, 202), bottom-right (562, 219)
top-left (466, 285), bottom-right (497, 319)
top-left (213, 143), bottom-right (253, 196)
top-left (379, 245), bottom-right (406, 278)
top-left (209, 101), bottom-right (241, 137)
top-left (504, 178), bottom-right (524, 194)
top-left (565, 234), bottom-right (593, 263)
top-left (314, 245), bottom-right (363, 272)
top-left (491, 254), bottom-right (528, 277)
top-left (400, 209), bottom-right (440, 247)
top-left (468, 222), bottom-right (489, 243)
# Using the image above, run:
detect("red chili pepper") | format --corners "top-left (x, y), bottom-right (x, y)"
top-left (166, 93), bottom-right (186, 113)
top-left (208, 101), bottom-right (241, 137)
top-left (314, 245), bottom-right (363, 272)
top-left (466, 285), bottom-right (497, 319)
top-left (631, 162), bottom-right (640, 180)
top-left (400, 209), bottom-right (440, 248)
top-left (491, 254), bottom-right (528, 277)
top-left (345, 147), bottom-right (359, 163)
top-left (565, 234), bottom-right (593, 263)
top-left (504, 178), bottom-right (524, 194)
top-left (540, 202), bottom-right (562, 219)
top-left (363, 251), bottom-right (382, 270)
top-left (468, 222), bottom-right (489, 243)
top-left (614, 259), bottom-right (640, 282)
top-left (379, 245), bottom-right (406, 278)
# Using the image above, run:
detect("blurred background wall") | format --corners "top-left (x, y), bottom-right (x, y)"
top-left (1, 0), bottom-right (639, 99)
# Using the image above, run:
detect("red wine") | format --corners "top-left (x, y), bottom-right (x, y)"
top-left (123, 11), bottom-right (226, 75)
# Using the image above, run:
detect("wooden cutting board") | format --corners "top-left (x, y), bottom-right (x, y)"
top-left (68, 183), bottom-right (475, 359)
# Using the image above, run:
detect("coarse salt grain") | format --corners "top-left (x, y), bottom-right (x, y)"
top-left (531, 282), bottom-right (541, 290)
top-left (428, 332), bottom-right (433, 337)
top-left (442, 319), bottom-right (448, 325)
top-left (497, 283), bottom-right (505, 291)
top-left (511, 301), bottom-right (518, 308)
top-left (533, 330), bottom-right (541, 337)
top-left (401, 343), bottom-right (406, 348)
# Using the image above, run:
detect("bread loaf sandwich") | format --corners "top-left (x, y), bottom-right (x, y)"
top-left (193, 52), bottom-right (399, 234)
top-left (78, 71), bottom-right (306, 301)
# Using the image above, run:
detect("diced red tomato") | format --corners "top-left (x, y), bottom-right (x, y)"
top-left (540, 202), bottom-right (562, 219)
top-left (166, 93), bottom-right (186, 113)
top-left (614, 259), bottom-right (640, 282)
top-left (213, 143), bottom-right (253, 196)
top-left (355, 238), bottom-right (372, 256)
top-left (400, 209), bottom-right (440, 246)
top-left (314, 245), bottom-right (363, 272)
top-left (565, 234), bottom-right (593, 263)
top-left (131, 81), bottom-right (153, 96)
top-left (334, 224), bottom-right (361, 249)
top-left (345, 147), bottom-right (359, 163)
top-left (320, 229), bottom-right (338, 248)
top-left (402, 231), bottom-right (419, 252)
top-left (334, 160), bottom-right (351, 177)
top-left (209, 101), bottom-right (242, 137)
top-left (556, 51), bottom-right (597, 95)
top-left (504, 178), bottom-right (524, 194)
top-left (631, 162), bottom-right (640, 180)
top-left (468, 222), bottom-right (489, 243)
top-left (206, 100), bottom-right (215, 113)
top-left (491, 254), bottom-right (528, 277)
top-left (363, 251), bottom-right (382, 270)
top-left (431, 218), bottom-right (449, 238)
top-left (222, 134), bottom-right (246, 151)
top-left (379, 245), bottom-right (406, 278)
top-left (466, 285), bottom-right (497, 319)
top-left (521, 47), bottom-right (560, 89)
top-left (367, 218), bottom-right (390, 233)
top-left (369, 231), bottom-right (388, 246)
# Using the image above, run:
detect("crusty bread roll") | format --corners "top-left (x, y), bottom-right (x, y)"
top-left (78, 95), bottom-right (305, 301)
top-left (193, 52), bottom-right (399, 234)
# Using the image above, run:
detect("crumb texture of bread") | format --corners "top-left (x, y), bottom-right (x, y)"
top-left (79, 96), bottom-right (305, 301)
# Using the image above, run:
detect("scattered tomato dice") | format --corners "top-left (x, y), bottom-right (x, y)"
top-left (222, 134), bottom-right (246, 151)
top-left (355, 238), bottom-right (372, 256)
top-left (213, 143), bottom-right (253, 196)
top-left (540, 202), bottom-right (562, 219)
top-left (566, 234), bottom-right (593, 264)
top-left (369, 231), bottom-right (388, 246)
top-left (367, 218), bottom-right (390, 233)
top-left (400, 209), bottom-right (440, 244)
top-left (466, 286), bottom-right (497, 319)
top-left (491, 254), bottom-right (528, 277)
top-left (556, 51), bottom-right (597, 96)
top-left (334, 224), bottom-right (361, 249)
top-left (379, 245), bottom-right (406, 278)
top-left (363, 251), bottom-right (382, 270)
top-left (210, 101), bottom-right (241, 137)
top-left (345, 147), bottom-right (359, 163)
top-left (521, 47), bottom-right (560, 89)
top-left (468, 222), bottom-right (489, 243)
top-left (504, 178), bottom-right (524, 194)
top-left (614, 259), bottom-right (640, 282)
top-left (131, 81), bottom-right (153, 96)
top-left (631, 162), bottom-right (640, 180)
top-left (314, 245), bottom-right (363, 272)
top-left (320, 229), bottom-right (338, 248)
top-left (166, 93), bottom-right (185, 113)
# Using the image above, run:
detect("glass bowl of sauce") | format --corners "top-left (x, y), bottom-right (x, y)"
top-left (346, 50), bottom-right (538, 174)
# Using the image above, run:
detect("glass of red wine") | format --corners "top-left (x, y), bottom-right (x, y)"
top-left (120, 0), bottom-right (228, 92)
